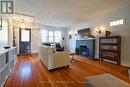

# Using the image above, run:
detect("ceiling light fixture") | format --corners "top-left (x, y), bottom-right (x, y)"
top-left (96, 27), bottom-right (102, 33)
top-left (20, 19), bottom-right (25, 29)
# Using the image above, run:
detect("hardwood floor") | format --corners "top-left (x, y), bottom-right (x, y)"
top-left (4, 54), bottom-right (130, 87)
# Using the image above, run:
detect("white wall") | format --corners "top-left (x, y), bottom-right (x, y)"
top-left (31, 28), bottom-right (40, 53)
top-left (67, 5), bottom-right (130, 67)
top-left (0, 18), bottom-right (9, 49)
top-left (10, 27), bottom-right (40, 54)
top-left (8, 20), bottom-right (67, 54)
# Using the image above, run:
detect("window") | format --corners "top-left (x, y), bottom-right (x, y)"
top-left (41, 30), bottom-right (62, 43)
top-left (54, 31), bottom-right (61, 42)
top-left (48, 31), bottom-right (54, 42)
top-left (21, 30), bottom-right (30, 42)
top-left (110, 19), bottom-right (124, 26)
top-left (41, 30), bottom-right (47, 42)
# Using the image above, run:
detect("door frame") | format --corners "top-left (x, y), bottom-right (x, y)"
top-left (19, 28), bottom-right (31, 54)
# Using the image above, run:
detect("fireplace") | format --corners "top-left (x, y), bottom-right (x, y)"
top-left (76, 39), bottom-right (95, 58)
top-left (79, 46), bottom-right (89, 56)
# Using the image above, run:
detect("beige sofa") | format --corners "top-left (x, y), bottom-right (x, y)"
top-left (39, 45), bottom-right (70, 70)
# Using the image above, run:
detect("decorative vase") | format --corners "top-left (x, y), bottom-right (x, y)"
top-left (106, 31), bottom-right (111, 37)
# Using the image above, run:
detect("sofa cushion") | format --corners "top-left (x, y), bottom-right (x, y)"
top-left (56, 43), bottom-right (61, 48)
top-left (43, 43), bottom-right (51, 46)
top-left (51, 44), bottom-right (56, 48)
top-left (48, 46), bottom-right (54, 55)
top-left (51, 46), bottom-right (57, 53)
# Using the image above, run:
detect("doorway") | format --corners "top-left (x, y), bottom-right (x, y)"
top-left (19, 28), bottom-right (31, 54)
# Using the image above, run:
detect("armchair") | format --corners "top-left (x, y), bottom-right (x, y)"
top-left (39, 45), bottom-right (69, 70)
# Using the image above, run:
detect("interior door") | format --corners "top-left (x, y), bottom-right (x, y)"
top-left (19, 28), bottom-right (31, 54)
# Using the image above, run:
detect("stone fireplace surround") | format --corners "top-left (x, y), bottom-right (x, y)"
top-left (76, 39), bottom-right (95, 58)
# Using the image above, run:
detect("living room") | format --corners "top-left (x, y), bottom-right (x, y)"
top-left (0, 0), bottom-right (130, 87)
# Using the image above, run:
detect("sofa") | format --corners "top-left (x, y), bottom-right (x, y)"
top-left (42, 42), bottom-right (64, 52)
top-left (39, 45), bottom-right (70, 70)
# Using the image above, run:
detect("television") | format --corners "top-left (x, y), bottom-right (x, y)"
top-left (78, 28), bottom-right (90, 36)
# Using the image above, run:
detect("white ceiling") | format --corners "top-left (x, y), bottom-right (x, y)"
top-left (15, 0), bottom-right (130, 27)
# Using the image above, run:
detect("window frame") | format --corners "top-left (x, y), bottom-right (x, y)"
top-left (110, 19), bottom-right (124, 26)
top-left (41, 30), bottom-right (62, 43)
top-left (48, 31), bottom-right (54, 42)
top-left (54, 31), bottom-right (62, 42)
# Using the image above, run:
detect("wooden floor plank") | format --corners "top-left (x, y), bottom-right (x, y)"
top-left (4, 54), bottom-right (130, 87)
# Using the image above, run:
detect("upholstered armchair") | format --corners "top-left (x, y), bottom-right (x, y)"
top-left (39, 45), bottom-right (69, 70)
